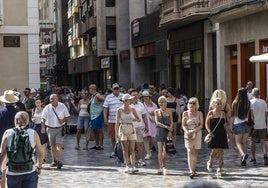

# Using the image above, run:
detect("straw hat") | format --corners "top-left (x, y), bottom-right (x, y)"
top-left (141, 90), bottom-right (151, 97)
top-left (0, 90), bottom-right (19, 103)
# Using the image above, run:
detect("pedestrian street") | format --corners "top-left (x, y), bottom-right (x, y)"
top-left (38, 115), bottom-right (268, 188)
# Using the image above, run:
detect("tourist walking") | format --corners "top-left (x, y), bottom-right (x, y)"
top-left (115, 93), bottom-right (140, 173)
top-left (182, 97), bottom-right (203, 179)
top-left (231, 88), bottom-right (252, 166)
top-left (154, 96), bottom-right (173, 175)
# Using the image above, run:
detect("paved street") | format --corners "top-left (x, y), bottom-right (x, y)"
top-left (38, 115), bottom-right (268, 188)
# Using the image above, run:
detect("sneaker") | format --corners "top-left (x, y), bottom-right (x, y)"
top-left (128, 167), bottom-right (134, 174)
top-left (50, 161), bottom-right (57, 167)
top-left (99, 146), bottom-right (104, 150)
top-left (75, 145), bottom-right (80, 150)
top-left (138, 160), bottom-right (146, 167)
top-left (144, 154), bottom-right (151, 160)
top-left (132, 167), bottom-right (139, 173)
top-left (57, 161), bottom-right (63, 169)
top-left (90, 146), bottom-right (99, 150)
top-left (123, 166), bottom-right (129, 173)
top-left (250, 158), bottom-right (256, 164)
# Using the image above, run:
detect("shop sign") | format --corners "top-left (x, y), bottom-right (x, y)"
top-left (101, 57), bottom-right (110, 69)
top-left (40, 58), bottom-right (47, 68)
top-left (132, 19), bottom-right (140, 37)
top-left (262, 45), bottom-right (268, 53)
top-left (42, 31), bottom-right (52, 44)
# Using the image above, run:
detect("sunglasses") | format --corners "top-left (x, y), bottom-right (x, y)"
top-left (189, 102), bottom-right (196, 105)
top-left (113, 88), bottom-right (119, 90)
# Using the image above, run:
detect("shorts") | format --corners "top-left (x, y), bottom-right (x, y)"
top-left (251, 128), bottom-right (267, 140)
top-left (91, 114), bottom-right (103, 130)
top-left (119, 126), bottom-right (137, 141)
top-left (135, 126), bottom-right (145, 142)
top-left (233, 122), bottom-right (252, 135)
top-left (107, 123), bottom-right (115, 139)
top-left (46, 126), bottom-right (64, 146)
top-left (77, 116), bottom-right (90, 130)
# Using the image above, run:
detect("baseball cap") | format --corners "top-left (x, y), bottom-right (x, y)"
top-left (112, 83), bottom-right (120, 89)
top-left (121, 94), bottom-right (134, 102)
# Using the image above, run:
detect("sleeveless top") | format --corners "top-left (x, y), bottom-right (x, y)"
top-left (186, 113), bottom-right (200, 130)
top-left (79, 104), bottom-right (90, 117)
top-left (167, 98), bottom-right (177, 109)
top-left (90, 94), bottom-right (104, 119)
top-left (120, 109), bottom-right (134, 124)
top-left (33, 109), bottom-right (43, 124)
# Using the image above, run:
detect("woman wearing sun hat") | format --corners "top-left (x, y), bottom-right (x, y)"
top-left (0, 90), bottom-right (19, 188)
top-left (115, 93), bottom-right (140, 174)
top-left (141, 90), bottom-right (158, 160)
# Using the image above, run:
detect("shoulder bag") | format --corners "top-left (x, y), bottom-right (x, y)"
top-left (204, 113), bottom-right (222, 144)
top-left (161, 111), bottom-right (176, 154)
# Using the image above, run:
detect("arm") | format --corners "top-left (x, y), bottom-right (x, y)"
top-left (0, 132), bottom-right (8, 168)
top-left (71, 99), bottom-right (80, 112)
top-left (181, 111), bottom-right (188, 133)
top-left (175, 98), bottom-right (182, 123)
top-left (34, 131), bottom-right (44, 174)
top-left (205, 111), bottom-right (212, 133)
top-left (103, 107), bottom-right (108, 125)
top-left (41, 118), bottom-right (46, 134)
top-left (154, 110), bottom-right (172, 131)
top-left (142, 113), bottom-right (149, 132)
top-left (132, 108), bottom-right (141, 122)
top-left (95, 93), bottom-right (105, 102)
top-left (194, 111), bottom-right (204, 132)
top-left (115, 109), bottom-right (121, 141)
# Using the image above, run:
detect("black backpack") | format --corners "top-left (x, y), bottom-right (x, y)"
top-left (7, 128), bottom-right (34, 173)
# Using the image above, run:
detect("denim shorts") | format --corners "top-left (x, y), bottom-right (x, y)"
top-left (233, 122), bottom-right (252, 135)
top-left (77, 116), bottom-right (90, 130)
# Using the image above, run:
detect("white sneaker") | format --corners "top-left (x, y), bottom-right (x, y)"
top-left (138, 160), bottom-right (146, 167)
top-left (163, 167), bottom-right (167, 175)
top-left (216, 168), bottom-right (222, 177)
top-left (144, 154), bottom-right (151, 160)
top-left (123, 166), bottom-right (129, 173)
top-left (132, 167), bottom-right (139, 173)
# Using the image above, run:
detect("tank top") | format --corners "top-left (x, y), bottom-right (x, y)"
top-left (120, 109), bottom-right (134, 124)
top-left (167, 98), bottom-right (177, 110)
top-left (33, 109), bottom-right (43, 124)
top-left (79, 104), bottom-right (90, 117)
top-left (90, 94), bottom-right (104, 119)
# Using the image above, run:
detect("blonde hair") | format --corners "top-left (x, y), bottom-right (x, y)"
top-left (158, 96), bottom-right (167, 103)
top-left (209, 89), bottom-right (227, 109)
top-left (187, 97), bottom-right (200, 110)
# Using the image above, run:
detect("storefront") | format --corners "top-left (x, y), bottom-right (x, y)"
top-left (169, 22), bottom-right (204, 101)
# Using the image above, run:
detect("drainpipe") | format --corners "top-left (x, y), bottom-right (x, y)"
top-left (214, 22), bottom-right (221, 88)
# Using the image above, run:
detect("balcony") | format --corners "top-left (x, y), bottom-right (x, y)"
top-left (159, 0), bottom-right (210, 28)
top-left (210, 0), bottom-right (268, 23)
top-left (78, 13), bottom-right (97, 37)
top-left (68, 55), bottom-right (99, 74)
top-left (68, 5), bottom-right (79, 19)
top-left (68, 38), bottom-right (82, 47)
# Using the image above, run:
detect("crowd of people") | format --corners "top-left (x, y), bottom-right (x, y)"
top-left (0, 81), bottom-right (267, 187)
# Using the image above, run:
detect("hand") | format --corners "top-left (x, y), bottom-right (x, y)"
top-left (167, 126), bottom-right (173, 132)
top-left (41, 126), bottom-right (46, 134)
top-left (144, 126), bottom-right (149, 133)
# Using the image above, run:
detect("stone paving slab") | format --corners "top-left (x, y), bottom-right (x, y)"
top-left (39, 121), bottom-right (268, 188)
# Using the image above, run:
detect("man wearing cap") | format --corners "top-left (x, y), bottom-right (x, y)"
top-left (103, 83), bottom-right (124, 157)
top-left (0, 90), bottom-right (19, 187)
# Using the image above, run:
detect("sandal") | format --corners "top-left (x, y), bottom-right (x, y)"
top-left (189, 172), bottom-right (195, 179)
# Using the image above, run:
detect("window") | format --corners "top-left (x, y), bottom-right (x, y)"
top-left (106, 25), bottom-right (116, 49)
top-left (106, 0), bottom-right (115, 7)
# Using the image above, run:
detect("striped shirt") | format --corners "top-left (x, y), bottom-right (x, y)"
top-left (103, 93), bottom-right (123, 123)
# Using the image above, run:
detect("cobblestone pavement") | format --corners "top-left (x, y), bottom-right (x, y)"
top-left (38, 115), bottom-right (268, 188)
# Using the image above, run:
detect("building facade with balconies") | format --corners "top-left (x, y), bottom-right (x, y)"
top-left (67, 0), bottom-right (117, 91)
top-left (159, 0), bottom-right (210, 111)
top-left (209, 0), bottom-right (268, 101)
top-left (0, 0), bottom-right (40, 93)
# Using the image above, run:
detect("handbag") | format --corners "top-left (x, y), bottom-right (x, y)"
top-left (120, 124), bottom-right (134, 136)
top-left (86, 127), bottom-right (95, 141)
top-left (204, 113), bottom-right (222, 144)
top-left (164, 138), bottom-right (176, 154)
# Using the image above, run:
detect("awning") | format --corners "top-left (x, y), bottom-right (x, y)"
top-left (249, 53), bottom-right (268, 63)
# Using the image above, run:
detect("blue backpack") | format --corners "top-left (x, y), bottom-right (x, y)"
top-left (114, 141), bottom-right (124, 163)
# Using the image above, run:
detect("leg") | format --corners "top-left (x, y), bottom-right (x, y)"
top-left (172, 122), bottom-right (177, 146)
top-left (234, 134), bottom-right (245, 156)
top-left (207, 149), bottom-right (217, 171)
top-left (99, 128), bottom-right (104, 148)
top-left (75, 129), bottom-right (82, 149)
top-left (129, 140), bottom-right (136, 168)
top-left (143, 137), bottom-right (151, 159)
top-left (121, 141), bottom-right (130, 167)
top-left (250, 137), bottom-right (256, 160)
top-left (157, 142), bottom-right (164, 169)
top-left (0, 169), bottom-right (6, 188)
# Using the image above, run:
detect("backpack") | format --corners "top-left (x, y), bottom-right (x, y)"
top-left (114, 141), bottom-right (124, 164)
top-left (7, 128), bottom-right (34, 173)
